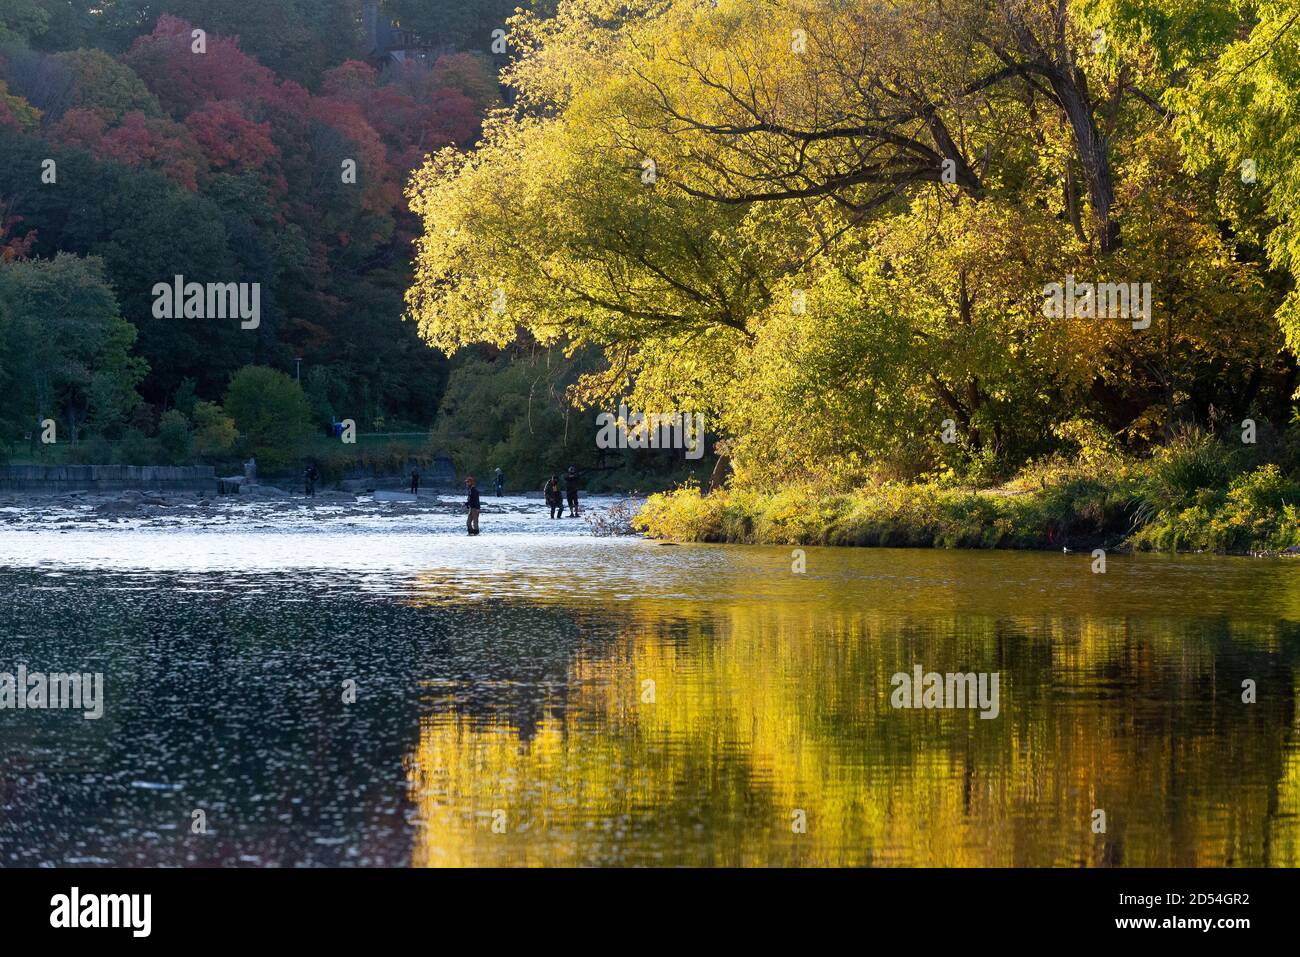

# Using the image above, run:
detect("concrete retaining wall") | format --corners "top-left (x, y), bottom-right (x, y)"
top-left (0, 465), bottom-right (218, 493)
top-left (337, 455), bottom-right (458, 491)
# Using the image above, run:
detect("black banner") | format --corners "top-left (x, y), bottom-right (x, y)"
top-left (0, 867), bottom-right (1287, 943)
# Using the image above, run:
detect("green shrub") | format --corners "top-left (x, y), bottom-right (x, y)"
top-left (1142, 427), bottom-right (1237, 512)
top-left (191, 401), bottom-right (238, 460)
top-left (1132, 464), bottom-right (1299, 553)
top-left (115, 428), bottom-right (160, 466)
top-left (637, 441), bottom-right (1292, 554)
top-left (1228, 463), bottom-right (1299, 512)
top-left (157, 409), bottom-right (192, 464)
top-left (224, 366), bottom-right (312, 472)
top-left (65, 436), bottom-right (114, 464)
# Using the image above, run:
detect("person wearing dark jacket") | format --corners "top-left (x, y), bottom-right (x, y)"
top-left (544, 475), bottom-right (562, 519)
top-left (410, 469), bottom-right (420, 495)
top-left (465, 476), bottom-right (480, 535)
top-left (564, 465), bottom-right (582, 517)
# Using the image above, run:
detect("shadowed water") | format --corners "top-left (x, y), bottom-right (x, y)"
top-left (1, 496), bottom-right (1298, 866)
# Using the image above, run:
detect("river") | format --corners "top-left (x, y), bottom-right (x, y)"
top-left (1, 495), bottom-right (1297, 866)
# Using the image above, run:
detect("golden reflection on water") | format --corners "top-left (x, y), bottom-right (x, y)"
top-left (403, 547), bottom-right (1300, 866)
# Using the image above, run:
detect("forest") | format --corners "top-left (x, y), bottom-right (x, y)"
top-left (1, 0), bottom-right (664, 486)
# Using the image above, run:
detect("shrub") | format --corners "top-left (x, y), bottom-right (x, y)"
top-left (1133, 465), bottom-right (1300, 553)
top-left (65, 436), bottom-right (114, 464)
top-left (1229, 463), bottom-right (1300, 512)
top-left (223, 366), bottom-right (312, 472)
top-left (1141, 427), bottom-right (1237, 512)
top-left (637, 438), bottom-right (1295, 555)
top-left (157, 409), bottom-right (191, 463)
top-left (115, 428), bottom-right (160, 465)
top-left (1052, 418), bottom-right (1122, 468)
top-left (634, 485), bottom-right (727, 541)
top-left (191, 400), bottom-right (238, 460)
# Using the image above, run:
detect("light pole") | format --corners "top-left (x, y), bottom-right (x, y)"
top-left (294, 357), bottom-right (303, 383)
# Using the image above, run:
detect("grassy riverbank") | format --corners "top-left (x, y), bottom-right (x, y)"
top-left (635, 433), bottom-right (1300, 556)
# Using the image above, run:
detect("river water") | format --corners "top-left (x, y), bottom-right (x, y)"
top-left (1, 495), bottom-right (1298, 866)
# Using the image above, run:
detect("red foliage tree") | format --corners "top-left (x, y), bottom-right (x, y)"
top-left (125, 15), bottom-right (280, 117)
top-left (1, 197), bottom-right (36, 262)
top-left (51, 108), bottom-right (206, 191)
top-left (184, 100), bottom-right (279, 175)
top-left (321, 60), bottom-right (378, 97)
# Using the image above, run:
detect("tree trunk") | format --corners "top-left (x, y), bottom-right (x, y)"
top-left (1047, 66), bottom-right (1119, 253)
top-left (707, 452), bottom-right (730, 494)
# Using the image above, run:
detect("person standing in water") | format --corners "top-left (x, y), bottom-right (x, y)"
top-left (564, 465), bottom-right (582, 517)
top-left (465, 476), bottom-right (480, 536)
top-left (410, 468), bottom-right (420, 495)
top-left (544, 475), bottom-right (562, 519)
top-left (494, 467), bottom-right (504, 497)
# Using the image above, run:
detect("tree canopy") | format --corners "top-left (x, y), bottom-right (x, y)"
top-left (407, 0), bottom-right (1298, 484)
top-left (1, 2), bottom-right (508, 453)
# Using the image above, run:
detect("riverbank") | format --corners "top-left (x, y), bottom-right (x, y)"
top-left (635, 456), bottom-right (1300, 556)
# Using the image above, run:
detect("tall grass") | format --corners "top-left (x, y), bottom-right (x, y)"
top-left (636, 429), bottom-right (1300, 555)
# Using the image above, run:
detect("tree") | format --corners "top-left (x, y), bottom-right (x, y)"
top-left (0, 3), bottom-right (497, 453)
top-left (51, 108), bottom-right (207, 189)
top-left (223, 364), bottom-right (312, 468)
top-left (384, 0), bottom-right (518, 54)
top-left (0, 45), bottom-right (76, 119)
top-left (191, 399), bottom-right (238, 458)
top-left (0, 0), bottom-right (49, 45)
top-left (124, 14), bottom-right (281, 117)
top-left (0, 253), bottom-right (146, 441)
top-left (1149, 0), bottom-right (1300, 352)
top-left (406, 0), bottom-right (1289, 482)
top-left (53, 48), bottom-right (161, 119)
top-left (157, 407), bottom-right (192, 461)
top-left (0, 130), bottom-right (267, 402)
top-left (0, 195), bottom-right (36, 260)
top-left (184, 100), bottom-right (278, 175)
top-left (430, 349), bottom-right (619, 484)
top-left (161, 0), bottom-right (361, 87)
top-left (0, 79), bottom-right (40, 131)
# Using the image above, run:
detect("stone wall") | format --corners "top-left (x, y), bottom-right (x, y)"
top-left (0, 465), bottom-right (218, 493)
top-left (336, 455), bottom-right (458, 491)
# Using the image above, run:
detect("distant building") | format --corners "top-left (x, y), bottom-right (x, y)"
top-left (363, 0), bottom-right (442, 67)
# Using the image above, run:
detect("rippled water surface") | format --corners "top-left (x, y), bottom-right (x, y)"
top-left (2, 496), bottom-right (1298, 866)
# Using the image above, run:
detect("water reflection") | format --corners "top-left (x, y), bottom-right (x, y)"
top-left (404, 567), bottom-right (1300, 866)
top-left (1, 525), bottom-right (1298, 866)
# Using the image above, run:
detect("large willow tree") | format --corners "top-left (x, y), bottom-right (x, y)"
top-left (407, 0), bottom-right (1288, 486)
